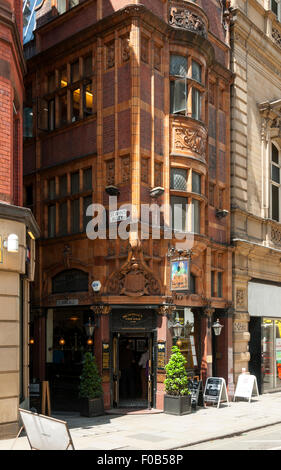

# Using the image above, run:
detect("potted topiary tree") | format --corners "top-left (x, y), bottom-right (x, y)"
top-left (164, 345), bottom-right (192, 415)
top-left (79, 352), bottom-right (104, 417)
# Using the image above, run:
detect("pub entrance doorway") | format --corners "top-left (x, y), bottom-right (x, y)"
top-left (112, 332), bottom-right (155, 409)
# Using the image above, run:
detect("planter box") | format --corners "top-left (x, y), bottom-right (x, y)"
top-left (80, 397), bottom-right (104, 417)
top-left (164, 394), bottom-right (192, 416)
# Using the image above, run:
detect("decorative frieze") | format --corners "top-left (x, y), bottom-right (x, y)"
top-left (272, 28), bottom-right (281, 48)
top-left (172, 122), bottom-right (207, 159)
top-left (271, 226), bottom-right (281, 246)
top-left (169, 6), bottom-right (207, 38)
top-left (236, 288), bottom-right (246, 309)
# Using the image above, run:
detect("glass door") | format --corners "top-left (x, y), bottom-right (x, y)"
top-left (262, 318), bottom-right (281, 391)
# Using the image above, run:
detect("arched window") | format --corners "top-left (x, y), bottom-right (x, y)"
top-left (52, 269), bottom-right (89, 294)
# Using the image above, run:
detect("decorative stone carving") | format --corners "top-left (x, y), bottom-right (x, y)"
top-left (105, 244), bottom-right (162, 296)
top-left (141, 36), bottom-right (149, 64)
top-left (106, 42), bottom-right (115, 69)
top-left (173, 125), bottom-right (207, 157)
top-left (121, 36), bottom-right (130, 62)
top-left (121, 155), bottom-right (130, 183)
top-left (236, 288), bottom-right (246, 308)
top-left (272, 28), bottom-right (281, 48)
top-left (106, 159), bottom-right (115, 186)
top-left (271, 227), bottom-right (281, 245)
top-left (233, 322), bottom-right (248, 333)
top-left (169, 7), bottom-right (207, 38)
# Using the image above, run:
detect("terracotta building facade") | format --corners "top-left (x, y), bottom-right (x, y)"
top-left (0, 0), bottom-right (39, 438)
top-left (23, 0), bottom-right (233, 411)
top-left (230, 0), bottom-right (281, 393)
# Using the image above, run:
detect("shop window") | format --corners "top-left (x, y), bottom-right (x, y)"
top-left (271, 143), bottom-right (281, 222)
top-left (170, 168), bottom-right (187, 191)
top-left (48, 204), bottom-right (56, 238)
top-left (52, 269), bottom-right (89, 294)
top-left (192, 171), bottom-right (201, 194)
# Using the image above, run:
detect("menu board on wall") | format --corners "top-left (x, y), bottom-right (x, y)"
top-left (102, 343), bottom-right (110, 370)
top-left (157, 342), bottom-right (166, 370)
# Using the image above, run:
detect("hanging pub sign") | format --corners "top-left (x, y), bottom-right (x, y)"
top-left (170, 258), bottom-right (190, 292)
top-left (203, 377), bottom-right (229, 408)
top-left (102, 343), bottom-right (110, 370)
top-left (157, 342), bottom-right (166, 370)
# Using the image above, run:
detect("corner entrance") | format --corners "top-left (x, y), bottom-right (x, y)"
top-left (112, 332), bottom-right (155, 409)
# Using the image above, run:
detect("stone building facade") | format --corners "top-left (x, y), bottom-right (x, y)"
top-left (23, 0), bottom-right (233, 412)
top-left (0, 0), bottom-right (39, 438)
top-left (230, 0), bottom-right (281, 392)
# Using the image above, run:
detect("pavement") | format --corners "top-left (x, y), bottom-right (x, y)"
top-left (2, 391), bottom-right (281, 450)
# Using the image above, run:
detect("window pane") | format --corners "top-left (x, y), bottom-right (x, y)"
top-left (170, 168), bottom-right (187, 191)
top-left (272, 185), bottom-right (280, 221)
top-left (48, 178), bottom-right (56, 200)
top-left (192, 171), bottom-right (201, 194)
top-left (192, 88), bottom-right (201, 120)
top-left (57, 0), bottom-right (66, 14)
top-left (59, 202), bottom-right (68, 236)
top-left (59, 174), bottom-right (67, 197)
top-left (71, 172), bottom-right (79, 194)
top-left (272, 164), bottom-right (280, 184)
top-left (71, 199), bottom-right (80, 233)
top-left (72, 88), bottom-right (80, 122)
top-left (192, 198), bottom-right (200, 233)
top-left (71, 60), bottom-right (79, 83)
top-left (83, 82), bottom-right (93, 116)
top-left (48, 205), bottom-right (56, 237)
top-left (272, 144), bottom-right (279, 164)
top-left (84, 55), bottom-right (92, 76)
top-left (83, 195), bottom-right (92, 231)
top-left (218, 272), bottom-right (223, 298)
top-left (171, 196), bottom-right (187, 232)
top-left (59, 93), bottom-right (67, 126)
top-left (170, 55), bottom-right (187, 77)
top-left (192, 60), bottom-right (202, 83)
top-left (170, 79), bottom-right (187, 114)
top-left (59, 67), bottom-right (68, 88)
top-left (83, 168), bottom-right (92, 191)
top-left (69, 0), bottom-right (79, 7)
top-left (48, 99), bottom-right (55, 131)
top-left (272, 0), bottom-right (278, 15)
top-left (23, 107), bottom-right (33, 138)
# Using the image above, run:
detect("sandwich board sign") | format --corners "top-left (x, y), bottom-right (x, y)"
top-left (18, 408), bottom-right (75, 450)
top-left (188, 377), bottom-right (202, 409)
top-left (203, 377), bottom-right (229, 408)
top-left (233, 373), bottom-right (259, 402)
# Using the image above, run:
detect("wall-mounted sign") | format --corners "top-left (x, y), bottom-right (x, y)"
top-left (102, 343), bottom-right (110, 370)
top-left (157, 342), bottom-right (166, 370)
top-left (121, 313), bottom-right (143, 323)
top-left (109, 209), bottom-right (127, 223)
top-left (56, 299), bottom-right (79, 306)
top-left (170, 258), bottom-right (190, 291)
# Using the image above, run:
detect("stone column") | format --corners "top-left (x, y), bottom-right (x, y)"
top-left (233, 277), bottom-right (251, 384)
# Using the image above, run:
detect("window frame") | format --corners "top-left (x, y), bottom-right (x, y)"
top-left (270, 142), bottom-right (281, 222)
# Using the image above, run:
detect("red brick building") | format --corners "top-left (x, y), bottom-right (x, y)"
top-left (0, 0), bottom-right (39, 438)
top-left (24, 0), bottom-right (233, 412)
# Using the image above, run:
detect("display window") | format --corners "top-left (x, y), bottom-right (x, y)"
top-left (262, 318), bottom-right (281, 391)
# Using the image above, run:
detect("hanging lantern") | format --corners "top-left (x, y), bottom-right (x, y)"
top-left (212, 318), bottom-right (224, 336)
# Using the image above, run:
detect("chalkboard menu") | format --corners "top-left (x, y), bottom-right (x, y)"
top-left (203, 377), bottom-right (229, 408)
top-left (188, 378), bottom-right (202, 408)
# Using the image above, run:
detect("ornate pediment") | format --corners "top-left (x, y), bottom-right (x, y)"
top-left (104, 244), bottom-right (162, 297)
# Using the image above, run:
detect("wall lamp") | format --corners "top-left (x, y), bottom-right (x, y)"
top-left (150, 187), bottom-right (164, 198)
top-left (3, 234), bottom-right (19, 253)
top-left (212, 318), bottom-right (224, 336)
top-left (105, 185), bottom-right (120, 196)
top-left (216, 209), bottom-right (229, 219)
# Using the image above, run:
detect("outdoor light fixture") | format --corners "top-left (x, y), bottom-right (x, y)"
top-left (84, 317), bottom-right (95, 338)
top-left (3, 234), bottom-right (19, 253)
top-left (105, 185), bottom-right (120, 196)
top-left (59, 337), bottom-right (65, 348)
top-left (216, 209), bottom-right (229, 219)
top-left (150, 186), bottom-right (164, 198)
top-left (212, 318), bottom-right (224, 336)
top-left (29, 338), bottom-right (35, 345)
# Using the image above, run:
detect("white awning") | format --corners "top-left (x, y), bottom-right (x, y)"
top-left (248, 282), bottom-right (281, 317)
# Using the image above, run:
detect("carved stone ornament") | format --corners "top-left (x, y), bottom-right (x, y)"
top-left (105, 243), bottom-right (162, 296)
top-left (174, 125), bottom-right (207, 157)
top-left (106, 42), bottom-right (115, 69)
top-left (169, 7), bottom-right (207, 38)
top-left (271, 227), bottom-right (281, 246)
top-left (236, 288), bottom-right (246, 308)
top-left (121, 36), bottom-right (130, 62)
top-left (272, 28), bottom-right (281, 49)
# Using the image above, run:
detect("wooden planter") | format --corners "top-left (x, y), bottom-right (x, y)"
top-left (164, 394), bottom-right (192, 416)
top-left (80, 397), bottom-right (104, 417)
